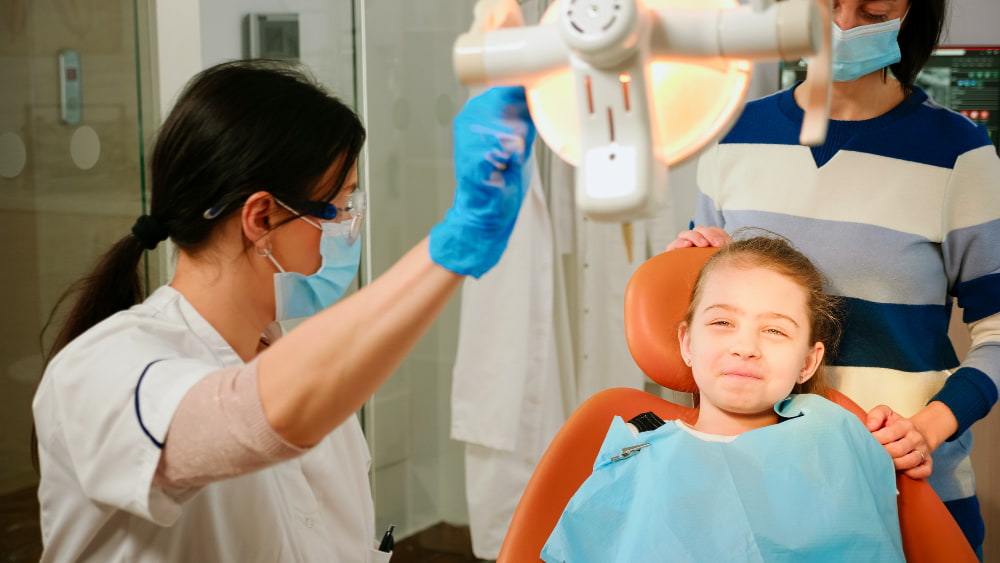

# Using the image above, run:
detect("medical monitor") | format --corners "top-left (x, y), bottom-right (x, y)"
top-left (779, 47), bottom-right (1000, 154)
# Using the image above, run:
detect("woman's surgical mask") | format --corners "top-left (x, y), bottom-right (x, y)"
top-left (831, 18), bottom-right (903, 82)
top-left (265, 193), bottom-right (365, 322)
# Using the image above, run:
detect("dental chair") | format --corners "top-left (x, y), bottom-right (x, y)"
top-left (498, 247), bottom-right (977, 563)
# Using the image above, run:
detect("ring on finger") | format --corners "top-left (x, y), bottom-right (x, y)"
top-left (914, 450), bottom-right (926, 464)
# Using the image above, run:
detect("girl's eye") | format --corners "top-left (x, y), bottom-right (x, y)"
top-left (764, 328), bottom-right (788, 337)
top-left (710, 320), bottom-right (732, 327)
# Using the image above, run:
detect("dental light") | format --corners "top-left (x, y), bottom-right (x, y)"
top-left (454, 0), bottom-right (832, 223)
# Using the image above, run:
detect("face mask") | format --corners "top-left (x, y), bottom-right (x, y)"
top-left (831, 18), bottom-right (902, 82)
top-left (265, 219), bottom-right (362, 322)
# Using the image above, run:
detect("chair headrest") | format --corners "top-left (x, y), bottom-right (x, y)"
top-left (624, 246), bottom-right (719, 393)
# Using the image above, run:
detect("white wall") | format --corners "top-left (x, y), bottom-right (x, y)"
top-left (943, 0), bottom-right (1000, 46)
top-left (198, 0), bottom-right (355, 103)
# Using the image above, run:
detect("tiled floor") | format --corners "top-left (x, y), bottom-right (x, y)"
top-left (0, 486), bottom-right (485, 563)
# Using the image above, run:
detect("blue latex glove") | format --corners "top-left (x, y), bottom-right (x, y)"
top-left (429, 86), bottom-right (536, 278)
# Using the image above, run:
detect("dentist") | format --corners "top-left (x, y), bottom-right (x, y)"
top-left (32, 60), bottom-right (535, 562)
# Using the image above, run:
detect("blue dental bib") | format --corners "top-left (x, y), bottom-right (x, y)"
top-left (541, 394), bottom-right (904, 563)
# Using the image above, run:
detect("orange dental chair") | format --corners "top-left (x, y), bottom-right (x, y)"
top-left (498, 247), bottom-right (976, 563)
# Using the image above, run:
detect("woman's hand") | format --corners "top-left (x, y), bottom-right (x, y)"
top-left (866, 401), bottom-right (958, 479)
top-left (866, 406), bottom-right (932, 478)
top-left (429, 86), bottom-right (536, 278)
top-left (666, 226), bottom-right (731, 251)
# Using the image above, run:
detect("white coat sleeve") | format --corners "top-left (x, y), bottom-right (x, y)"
top-left (44, 346), bottom-right (218, 525)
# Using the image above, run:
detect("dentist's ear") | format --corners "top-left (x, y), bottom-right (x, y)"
top-left (242, 191), bottom-right (279, 246)
top-left (798, 341), bottom-right (826, 383)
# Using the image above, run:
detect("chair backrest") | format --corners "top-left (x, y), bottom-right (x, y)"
top-left (624, 245), bottom-right (716, 394)
top-left (499, 247), bottom-right (977, 563)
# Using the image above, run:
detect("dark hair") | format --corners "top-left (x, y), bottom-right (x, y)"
top-left (46, 59), bottom-right (364, 359)
top-left (683, 233), bottom-right (842, 396)
top-left (34, 60), bottom-right (365, 468)
top-left (891, 0), bottom-right (948, 92)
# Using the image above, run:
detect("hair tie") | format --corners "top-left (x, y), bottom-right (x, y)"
top-left (131, 215), bottom-right (169, 250)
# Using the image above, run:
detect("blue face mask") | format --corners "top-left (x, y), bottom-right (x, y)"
top-left (266, 219), bottom-right (362, 322)
top-left (831, 18), bottom-right (902, 82)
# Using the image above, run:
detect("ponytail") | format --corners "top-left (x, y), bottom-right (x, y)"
top-left (44, 234), bottom-right (149, 361)
top-left (33, 231), bottom-right (150, 471)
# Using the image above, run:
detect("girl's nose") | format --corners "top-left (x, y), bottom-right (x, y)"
top-left (729, 331), bottom-right (760, 359)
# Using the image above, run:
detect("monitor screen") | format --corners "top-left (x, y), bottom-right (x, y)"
top-left (779, 47), bottom-right (1000, 153)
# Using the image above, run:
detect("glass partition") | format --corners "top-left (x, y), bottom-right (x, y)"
top-left (0, 0), bottom-right (155, 558)
top-left (355, 0), bottom-right (473, 546)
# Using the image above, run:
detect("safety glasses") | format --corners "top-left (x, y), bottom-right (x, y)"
top-left (276, 191), bottom-right (367, 243)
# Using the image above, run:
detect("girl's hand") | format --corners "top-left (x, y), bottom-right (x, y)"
top-left (665, 226), bottom-right (731, 251)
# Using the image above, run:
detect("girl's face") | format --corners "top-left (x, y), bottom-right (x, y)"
top-left (679, 264), bottom-right (824, 423)
top-left (833, 0), bottom-right (909, 30)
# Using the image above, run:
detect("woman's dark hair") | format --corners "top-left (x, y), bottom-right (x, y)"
top-left (683, 233), bottom-right (843, 397)
top-left (891, 0), bottom-right (948, 92)
top-left (47, 58), bottom-right (365, 359)
top-left (34, 60), bottom-right (365, 468)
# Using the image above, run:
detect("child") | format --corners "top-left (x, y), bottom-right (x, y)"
top-left (541, 236), bottom-right (905, 562)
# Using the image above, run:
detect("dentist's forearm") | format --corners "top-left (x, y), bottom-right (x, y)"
top-left (257, 238), bottom-right (462, 446)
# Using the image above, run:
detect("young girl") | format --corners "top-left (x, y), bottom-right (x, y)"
top-left (541, 236), bottom-right (905, 562)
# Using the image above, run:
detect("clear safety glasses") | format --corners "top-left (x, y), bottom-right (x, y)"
top-left (276, 191), bottom-right (367, 242)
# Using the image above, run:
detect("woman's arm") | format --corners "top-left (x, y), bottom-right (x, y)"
top-left (257, 87), bottom-right (536, 447)
top-left (258, 240), bottom-right (462, 446)
top-left (868, 142), bottom-right (1000, 479)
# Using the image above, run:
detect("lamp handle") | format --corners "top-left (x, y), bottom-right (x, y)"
top-left (454, 0), bottom-right (568, 87)
top-left (798, 0), bottom-right (832, 146)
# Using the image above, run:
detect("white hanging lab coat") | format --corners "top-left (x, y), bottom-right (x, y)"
top-left (451, 154), bottom-right (567, 558)
top-left (33, 286), bottom-right (389, 563)
top-left (548, 152), bottom-right (668, 401)
top-left (452, 149), bottom-right (677, 558)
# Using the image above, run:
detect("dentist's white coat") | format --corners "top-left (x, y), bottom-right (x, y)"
top-left (33, 287), bottom-right (389, 563)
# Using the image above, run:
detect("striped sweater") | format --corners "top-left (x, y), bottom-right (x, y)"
top-left (694, 85), bottom-right (1000, 516)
